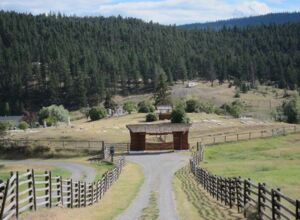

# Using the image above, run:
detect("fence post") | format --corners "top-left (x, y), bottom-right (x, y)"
top-left (84, 182), bottom-right (87, 207)
top-left (237, 134), bottom-right (239, 141)
top-left (224, 135), bottom-right (227, 142)
top-left (0, 178), bottom-right (9, 220)
top-left (15, 172), bottom-right (19, 219)
top-left (258, 183), bottom-right (262, 216)
top-left (70, 179), bottom-right (73, 208)
top-left (243, 179), bottom-right (248, 217)
top-left (60, 177), bottom-right (63, 206)
top-left (229, 178), bottom-right (232, 208)
top-left (31, 169), bottom-right (36, 211)
top-left (276, 188), bottom-right (281, 219)
top-left (45, 171), bottom-right (49, 208)
top-left (271, 189), bottom-right (276, 219)
top-left (296, 200), bottom-right (300, 220)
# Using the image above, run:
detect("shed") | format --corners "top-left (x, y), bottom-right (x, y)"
top-left (126, 123), bottom-right (191, 151)
top-left (156, 105), bottom-right (172, 120)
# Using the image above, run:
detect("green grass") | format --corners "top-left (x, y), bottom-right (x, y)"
top-left (139, 192), bottom-right (159, 220)
top-left (0, 164), bottom-right (72, 181)
top-left (201, 134), bottom-right (300, 199)
top-left (89, 160), bottom-right (115, 180)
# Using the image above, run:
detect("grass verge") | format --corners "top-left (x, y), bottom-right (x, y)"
top-left (173, 167), bottom-right (244, 220)
top-left (20, 162), bottom-right (144, 220)
top-left (202, 134), bottom-right (300, 199)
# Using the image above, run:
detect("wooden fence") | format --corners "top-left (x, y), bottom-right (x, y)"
top-left (0, 139), bottom-right (105, 151)
top-left (195, 125), bottom-right (300, 146)
top-left (0, 157), bottom-right (125, 220)
top-left (190, 151), bottom-right (300, 220)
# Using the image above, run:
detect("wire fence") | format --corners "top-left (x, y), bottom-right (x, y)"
top-left (194, 125), bottom-right (300, 146)
top-left (0, 157), bottom-right (125, 220)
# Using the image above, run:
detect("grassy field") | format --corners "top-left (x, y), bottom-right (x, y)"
top-left (6, 112), bottom-right (293, 147)
top-left (20, 162), bottom-right (144, 220)
top-left (201, 134), bottom-right (300, 199)
top-left (0, 163), bottom-right (71, 180)
top-left (173, 166), bottom-right (244, 220)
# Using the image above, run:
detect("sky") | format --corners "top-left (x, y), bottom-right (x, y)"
top-left (0, 0), bottom-right (299, 25)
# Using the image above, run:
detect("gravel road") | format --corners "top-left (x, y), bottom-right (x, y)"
top-left (116, 152), bottom-right (189, 220)
top-left (0, 159), bottom-right (96, 183)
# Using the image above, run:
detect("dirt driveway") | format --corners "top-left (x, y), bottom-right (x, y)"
top-left (116, 152), bottom-right (189, 220)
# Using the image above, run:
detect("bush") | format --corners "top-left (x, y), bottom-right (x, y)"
top-left (185, 99), bottom-right (199, 113)
top-left (138, 101), bottom-right (155, 113)
top-left (45, 116), bottom-right (57, 127)
top-left (171, 108), bottom-right (190, 124)
top-left (123, 101), bottom-right (136, 114)
top-left (281, 95), bottom-right (300, 123)
top-left (18, 121), bottom-right (29, 130)
top-left (146, 113), bottom-right (158, 122)
top-left (89, 107), bottom-right (107, 121)
top-left (38, 105), bottom-right (69, 125)
top-left (0, 121), bottom-right (8, 136)
top-left (198, 102), bottom-right (218, 114)
top-left (234, 90), bottom-right (241, 98)
top-left (221, 100), bottom-right (245, 118)
top-left (80, 107), bottom-right (91, 119)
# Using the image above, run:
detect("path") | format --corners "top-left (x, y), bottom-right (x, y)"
top-left (116, 152), bottom-right (189, 220)
top-left (0, 159), bottom-right (96, 183)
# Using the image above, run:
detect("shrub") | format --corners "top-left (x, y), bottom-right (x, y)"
top-left (123, 101), bottom-right (136, 114)
top-left (198, 102), bottom-right (218, 114)
top-left (38, 105), bottom-right (69, 124)
top-left (185, 99), bottom-right (199, 113)
top-left (171, 108), bottom-right (190, 124)
top-left (281, 95), bottom-right (300, 123)
top-left (45, 116), bottom-right (57, 127)
top-left (138, 101), bottom-right (155, 113)
top-left (18, 121), bottom-right (29, 130)
top-left (146, 113), bottom-right (158, 122)
top-left (89, 107), bottom-right (107, 121)
top-left (0, 121), bottom-right (8, 136)
top-left (234, 90), bottom-right (241, 98)
top-left (221, 100), bottom-right (245, 118)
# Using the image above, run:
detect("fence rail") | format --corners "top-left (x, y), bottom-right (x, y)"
top-left (0, 139), bottom-right (105, 151)
top-left (190, 150), bottom-right (300, 220)
top-left (194, 125), bottom-right (300, 146)
top-left (0, 157), bottom-right (125, 220)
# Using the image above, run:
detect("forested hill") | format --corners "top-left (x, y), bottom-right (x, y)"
top-left (0, 11), bottom-right (300, 114)
top-left (180, 12), bottom-right (300, 29)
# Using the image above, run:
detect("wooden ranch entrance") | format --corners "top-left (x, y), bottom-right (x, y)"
top-left (126, 123), bottom-right (191, 151)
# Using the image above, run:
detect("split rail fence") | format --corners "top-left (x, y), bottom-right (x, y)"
top-left (190, 151), bottom-right (300, 220)
top-left (0, 157), bottom-right (125, 220)
top-left (194, 125), bottom-right (300, 146)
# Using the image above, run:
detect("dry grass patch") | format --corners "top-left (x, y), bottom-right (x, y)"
top-left (173, 166), bottom-right (244, 220)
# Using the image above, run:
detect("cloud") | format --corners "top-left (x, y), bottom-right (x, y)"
top-left (0, 0), bottom-right (298, 24)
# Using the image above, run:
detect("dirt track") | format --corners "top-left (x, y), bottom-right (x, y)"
top-left (116, 152), bottom-right (189, 220)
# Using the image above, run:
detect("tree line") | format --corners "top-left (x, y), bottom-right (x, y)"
top-left (0, 11), bottom-right (300, 115)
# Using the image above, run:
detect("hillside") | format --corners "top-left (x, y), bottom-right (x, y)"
top-left (0, 11), bottom-right (300, 114)
top-left (180, 12), bottom-right (300, 29)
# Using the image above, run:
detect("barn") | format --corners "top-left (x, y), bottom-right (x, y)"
top-left (126, 123), bottom-right (191, 151)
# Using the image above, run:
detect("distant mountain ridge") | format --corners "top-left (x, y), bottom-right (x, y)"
top-left (180, 12), bottom-right (300, 29)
